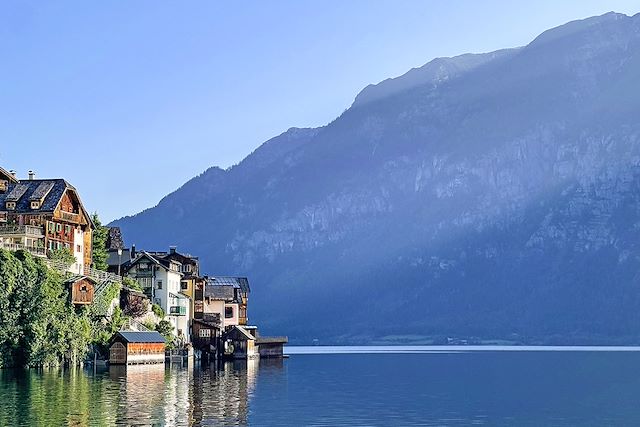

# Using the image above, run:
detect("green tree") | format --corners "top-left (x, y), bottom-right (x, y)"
top-left (155, 320), bottom-right (175, 349)
top-left (0, 249), bottom-right (91, 367)
top-left (122, 276), bottom-right (142, 291)
top-left (91, 212), bottom-right (109, 271)
top-left (47, 247), bottom-right (76, 267)
top-left (152, 303), bottom-right (165, 318)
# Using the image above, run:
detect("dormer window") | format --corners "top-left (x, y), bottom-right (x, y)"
top-left (31, 201), bottom-right (41, 210)
top-left (6, 201), bottom-right (16, 210)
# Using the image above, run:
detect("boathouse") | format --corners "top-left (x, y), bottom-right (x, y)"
top-left (223, 326), bottom-right (258, 359)
top-left (256, 336), bottom-right (288, 358)
top-left (109, 331), bottom-right (166, 365)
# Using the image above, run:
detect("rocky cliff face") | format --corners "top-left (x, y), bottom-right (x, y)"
top-left (112, 12), bottom-right (640, 344)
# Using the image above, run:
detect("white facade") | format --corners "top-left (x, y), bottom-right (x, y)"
top-left (72, 227), bottom-right (84, 274)
top-left (202, 298), bottom-right (239, 330)
top-left (127, 254), bottom-right (191, 343)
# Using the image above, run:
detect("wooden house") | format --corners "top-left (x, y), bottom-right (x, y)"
top-left (223, 326), bottom-right (258, 359)
top-left (109, 331), bottom-right (166, 365)
top-left (0, 170), bottom-right (93, 274)
top-left (65, 276), bottom-right (97, 305)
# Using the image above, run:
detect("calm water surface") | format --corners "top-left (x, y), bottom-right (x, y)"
top-left (2, 346), bottom-right (640, 426)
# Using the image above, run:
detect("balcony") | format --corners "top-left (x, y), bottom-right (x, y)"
top-left (0, 242), bottom-right (46, 257)
top-left (56, 211), bottom-right (81, 223)
top-left (168, 292), bottom-right (189, 316)
top-left (202, 313), bottom-right (221, 326)
top-left (169, 306), bottom-right (187, 316)
top-left (0, 225), bottom-right (44, 238)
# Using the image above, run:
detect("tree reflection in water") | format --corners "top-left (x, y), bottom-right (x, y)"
top-left (0, 358), bottom-right (285, 426)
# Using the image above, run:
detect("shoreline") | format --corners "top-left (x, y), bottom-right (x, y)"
top-left (285, 344), bottom-right (640, 354)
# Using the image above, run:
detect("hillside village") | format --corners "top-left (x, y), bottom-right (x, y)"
top-left (0, 166), bottom-right (286, 364)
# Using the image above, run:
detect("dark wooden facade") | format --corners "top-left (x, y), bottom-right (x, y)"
top-left (0, 177), bottom-right (93, 265)
top-left (223, 326), bottom-right (258, 360)
top-left (68, 276), bottom-right (96, 305)
top-left (256, 337), bottom-right (288, 358)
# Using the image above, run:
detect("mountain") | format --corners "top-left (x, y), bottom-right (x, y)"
top-left (112, 12), bottom-right (640, 344)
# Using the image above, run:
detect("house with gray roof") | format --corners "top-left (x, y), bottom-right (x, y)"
top-left (0, 169), bottom-right (94, 274)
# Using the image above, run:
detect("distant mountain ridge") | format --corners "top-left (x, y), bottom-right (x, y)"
top-left (112, 12), bottom-right (640, 344)
top-left (352, 48), bottom-right (517, 108)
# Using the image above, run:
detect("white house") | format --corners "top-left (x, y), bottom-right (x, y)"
top-left (126, 251), bottom-right (191, 343)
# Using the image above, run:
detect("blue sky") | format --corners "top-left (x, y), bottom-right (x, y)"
top-left (1, 1), bottom-right (638, 222)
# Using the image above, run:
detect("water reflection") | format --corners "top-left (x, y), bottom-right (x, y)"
top-left (191, 359), bottom-right (257, 426)
top-left (4, 351), bottom-right (640, 426)
top-left (0, 358), bottom-right (283, 426)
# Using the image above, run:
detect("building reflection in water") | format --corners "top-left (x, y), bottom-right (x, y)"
top-left (192, 359), bottom-right (259, 426)
top-left (106, 358), bottom-right (285, 426)
top-left (109, 364), bottom-right (168, 425)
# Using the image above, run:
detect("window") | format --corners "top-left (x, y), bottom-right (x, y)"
top-left (0, 180), bottom-right (6, 192)
top-left (225, 306), bottom-right (234, 319)
top-left (194, 301), bottom-right (203, 313)
top-left (65, 225), bottom-right (70, 234)
top-left (181, 281), bottom-right (188, 290)
top-left (30, 201), bottom-right (40, 209)
top-left (6, 202), bottom-right (15, 210)
top-left (77, 245), bottom-right (81, 253)
top-left (157, 280), bottom-right (163, 289)
top-left (56, 223), bottom-right (62, 233)
top-left (0, 212), bottom-right (6, 223)
top-left (199, 329), bottom-right (211, 338)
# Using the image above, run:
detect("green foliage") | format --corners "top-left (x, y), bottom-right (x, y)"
top-left (152, 303), bottom-right (165, 318)
top-left (89, 306), bottom-right (128, 357)
top-left (91, 212), bottom-right (109, 271)
top-left (155, 320), bottom-right (175, 349)
top-left (88, 281), bottom-right (121, 318)
top-left (142, 320), bottom-right (156, 331)
top-left (0, 249), bottom-right (91, 367)
top-left (122, 276), bottom-right (142, 291)
top-left (47, 248), bottom-right (76, 267)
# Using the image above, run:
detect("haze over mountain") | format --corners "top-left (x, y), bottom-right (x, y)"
top-left (112, 12), bottom-right (640, 344)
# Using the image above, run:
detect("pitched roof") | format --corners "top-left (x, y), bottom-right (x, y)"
top-left (208, 276), bottom-right (251, 293)
top-left (256, 336), bottom-right (288, 344)
top-left (227, 326), bottom-right (255, 341)
top-left (107, 248), bottom-right (131, 266)
top-left (0, 166), bottom-right (18, 183)
top-left (168, 292), bottom-right (189, 300)
top-left (63, 275), bottom-right (98, 285)
top-left (205, 284), bottom-right (235, 300)
top-left (115, 331), bottom-right (165, 343)
top-left (0, 179), bottom-right (92, 226)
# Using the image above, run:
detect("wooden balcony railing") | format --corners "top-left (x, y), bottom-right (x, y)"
top-left (57, 211), bottom-right (81, 223)
top-left (0, 242), bottom-right (46, 256)
top-left (0, 225), bottom-right (44, 237)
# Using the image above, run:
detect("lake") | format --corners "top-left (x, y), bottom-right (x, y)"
top-left (2, 346), bottom-right (640, 426)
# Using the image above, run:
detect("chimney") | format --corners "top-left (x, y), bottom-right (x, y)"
top-left (28, 170), bottom-right (35, 180)
top-left (131, 244), bottom-right (136, 259)
top-left (169, 246), bottom-right (177, 254)
top-left (9, 170), bottom-right (16, 178)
